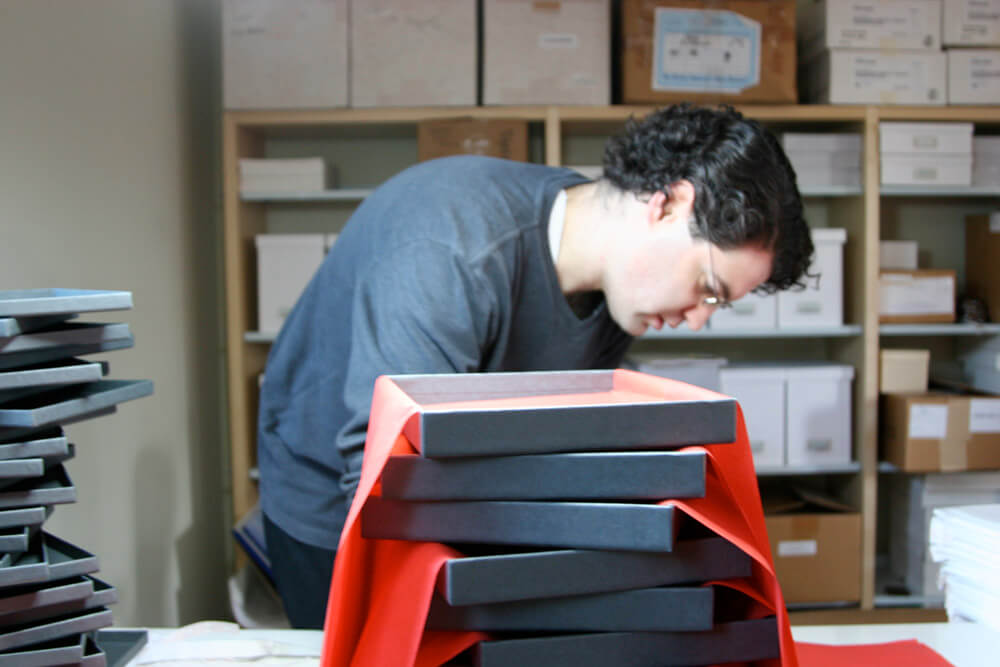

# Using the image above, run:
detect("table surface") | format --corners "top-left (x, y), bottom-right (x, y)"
top-left (121, 621), bottom-right (1000, 666)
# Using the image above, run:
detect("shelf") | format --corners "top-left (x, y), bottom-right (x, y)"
top-left (641, 325), bottom-right (862, 340)
top-left (873, 594), bottom-right (941, 609)
top-left (756, 462), bottom-right (862, 476)
top-left (245, 331), bottom-right (277, 343)
top-left (879, 323), bottom-right (1000, 336)
top-left (880, 185), bottom-right (1000, 197)
top-left (240, 188), bottom-right (374, 202)
top-left (800, 185), bottom-right (863, 197)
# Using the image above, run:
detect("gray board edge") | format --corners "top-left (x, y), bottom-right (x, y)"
top-left (0, 289), bottom-right (132, 318)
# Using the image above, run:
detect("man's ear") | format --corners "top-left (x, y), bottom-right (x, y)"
top-left (664, 180), bottom-right (696, 222)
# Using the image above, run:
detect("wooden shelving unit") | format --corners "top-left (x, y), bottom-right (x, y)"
top-left (222, 104), bottom-right (1000, 611)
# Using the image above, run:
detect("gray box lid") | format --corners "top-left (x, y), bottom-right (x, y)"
top-left (0, 380), bottom-right (152, 428)
top-left (0, 359), bottom-right (106, 392)
top-left (0, 314), bottom-right (76, 339)
top-left (387, 371), bottom-right (736, 458)
top-left (0, 289), bottom-right (132, 318)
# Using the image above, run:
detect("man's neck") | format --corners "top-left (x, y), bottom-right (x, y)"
top-left (557, 180), bottom-right (626, 296)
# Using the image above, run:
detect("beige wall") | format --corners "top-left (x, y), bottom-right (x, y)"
top-left (0, 0), bottom-right (228, 625)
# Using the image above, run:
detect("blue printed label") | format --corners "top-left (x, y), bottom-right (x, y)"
top-left (652, 8), bottom-right (761, 94)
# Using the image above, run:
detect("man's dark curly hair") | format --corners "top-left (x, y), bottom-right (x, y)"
top-left (602, 103), bottom-right (814, 293)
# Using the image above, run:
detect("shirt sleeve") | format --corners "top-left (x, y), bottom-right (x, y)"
top-left (335, 239), bottom-right (501, 507)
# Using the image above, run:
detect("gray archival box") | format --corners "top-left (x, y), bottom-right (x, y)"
top-left (362, 497), bottom-right (677, 552)
top-left (437, 537), bottom-right (752, 605)
top-left (381, 450), bottom-right (706, 501)
top-left (426, 585), bottom-right (713, 632)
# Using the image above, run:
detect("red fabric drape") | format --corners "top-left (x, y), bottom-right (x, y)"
top-left (319, 370), bottom-right (953, 667)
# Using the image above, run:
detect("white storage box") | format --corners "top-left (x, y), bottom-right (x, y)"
top-left (483, 0), bottom-right (611, 105)
top-left (801, 50), bottom-right (946, 105)
top-left (880, 240), bottom-right (919, 271)
top-left (349, 0), bottom-right (476, 107)
top-left (720, 365), bottom-right (786, 469)
top-left (796, 0), bottom-right (941, 60)
top-left (781, 133), bottom-right (862, 154)
top-left (223, 0), bottom-right (348, 110)
top-left (948, 49), bottom-right (1000, 105)
top-left (880, 122), bottom-right (975, 155)
top-left (943, 0), bottom-right (1000, 46)
top-left (629, 354), bottom-right (728, 392)
top-left (880, 154), bottom-right (973, 186)
top-left (785, 364), bottom-right (854, 467)
top-left (239, 158), bottom-right (330, 194)
top-left (778, 228), bottom-right (846, 329)
top-left (710, 292), bottom-right (777, 330)
top-left (880, 349), bottom-right (931, 394)
top-left (255, 234), bottom-right (327, 334)
top-left (798, 0), bottom-right (942, 58)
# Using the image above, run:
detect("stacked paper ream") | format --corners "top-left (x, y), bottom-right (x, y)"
top-left (238, 158), bottom-right (329, 194)
top-left (974, 137), bottom-right (1000, 187)
top-left (929, 503), bottom-right (1000, 630)
top-left (781, 133), bottom-right (861, 188)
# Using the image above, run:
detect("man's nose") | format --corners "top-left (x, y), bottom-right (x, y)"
top-left (684, 304), bottom-right (714, 331)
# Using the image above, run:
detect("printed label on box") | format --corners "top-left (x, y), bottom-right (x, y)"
top-left (880, 276), bottom-right (954, 315)
top-left (778, 539), bottom-right (818, 557)
top-left (909, 404), bottom-right (948, 439)
top-left (651, 8), bottom-right (760, 93)
top-left (969, 398), bottom-right (1000, 433)
top-left (539, 33), bottom-right (579, 49)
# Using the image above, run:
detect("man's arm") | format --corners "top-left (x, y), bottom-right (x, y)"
top-left (335, 240), bottom-right (500, 508)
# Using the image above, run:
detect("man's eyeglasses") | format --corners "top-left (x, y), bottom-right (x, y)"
top-left (703, 243), bottom-right (732, 309)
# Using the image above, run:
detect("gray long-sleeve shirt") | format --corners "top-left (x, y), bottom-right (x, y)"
top-left (258, 156), bottom-right (632, 549)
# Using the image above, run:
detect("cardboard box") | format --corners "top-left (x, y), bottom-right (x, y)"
top-left (349, 0), bottom-right (476, 107)
top-left (222, 0), bottom-right (348, 110)
top-left (798, 0), bottom-right (942, 60)
top-left (880, 240), bottom-right (919, 271)
top-left (881, 393), bottom-right (1000, 472)
top-left (801, 50), bottom-right (946, 105)
top-left (483, 0), bottom-right (611, 105)
top-left (417, 119), bottom-right (530, 162)
top-left (879, 270), bottom-right (956, 323)
top-left (965, 214), bottom-right (1000, 322)
top-left (947, 49), bottom-right (1000, 105)
top-left (778, 228), bottom-right (846, 329)
top-left (764, 491), bottom-right (861, 604)
top-left (943, 0), bottom-right (1000, 46)
top-left (621, 0), bottom-right (797, 105)
top-left (880, 349), bottom-right (931, 394)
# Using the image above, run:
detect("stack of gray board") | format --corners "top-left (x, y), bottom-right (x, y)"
top-left (0, 290), bottom-right (152, 666)
top-left (360, 371), bottom-right (780, 667)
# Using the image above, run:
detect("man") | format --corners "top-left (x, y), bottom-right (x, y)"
top-left (257, 103), bottom-right (814, 628)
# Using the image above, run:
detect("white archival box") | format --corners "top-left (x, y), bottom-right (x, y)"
top-left (784, 363), bottom-right (854, 467)
top-left (778, 228), bottom-right (846, 328)
top-left (255, 234), bottom-right (326, 334)
top-left (710, 291), bottom-right (777, 330)
top-left (947, 49), bottom-right (1000, 105)
top-left (720, 364), bottom-right (787, 469)
top-left (942, 0), bottom-right (1000, 46)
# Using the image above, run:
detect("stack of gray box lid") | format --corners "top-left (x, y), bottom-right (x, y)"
top-left (360, 371), bottom-right (780, 667)
top-left (0, 289), bottom-right (153, 666)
